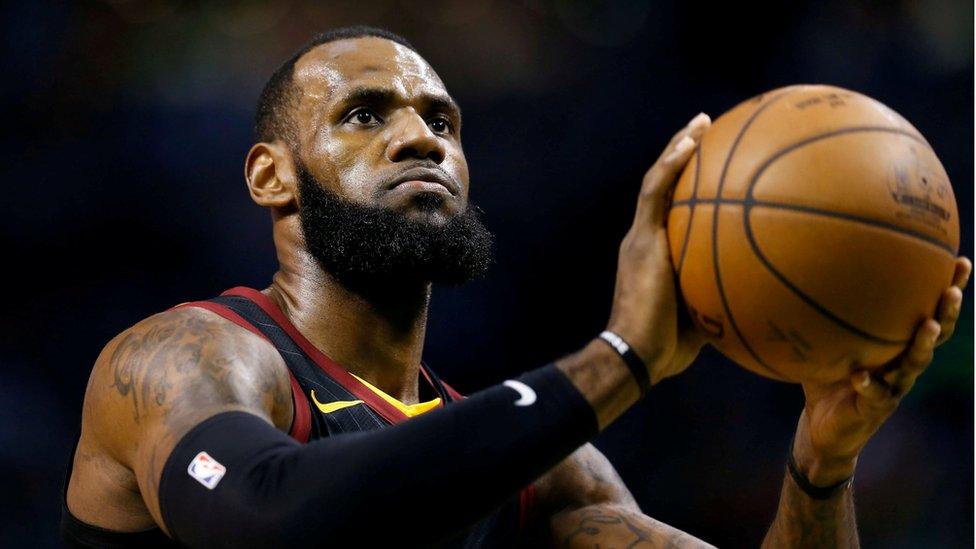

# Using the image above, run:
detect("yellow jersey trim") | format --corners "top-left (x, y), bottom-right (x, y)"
top-left (309, 390), bottom-right (364, 414)
top-left (350, 373), bottom-right (442, 418)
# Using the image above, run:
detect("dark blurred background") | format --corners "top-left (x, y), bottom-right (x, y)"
top-left (2, 0), bottom-right (972, 546)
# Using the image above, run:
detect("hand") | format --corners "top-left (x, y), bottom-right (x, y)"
top-left (793, 257), bottom-right (972, 486)
top-left (606, 113), bottom-right (711, 386)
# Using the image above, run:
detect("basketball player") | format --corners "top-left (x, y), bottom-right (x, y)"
top-left (62, 27), bottom-right (970, 547)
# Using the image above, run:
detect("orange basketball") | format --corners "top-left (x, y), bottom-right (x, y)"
top-left (667, 85), bottom-right (959, 383)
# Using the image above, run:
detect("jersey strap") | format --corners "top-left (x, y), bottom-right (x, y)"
top-left (220, 286), bottom-right (447, 425)
top-left (171, 300), bottom-right (312, 442)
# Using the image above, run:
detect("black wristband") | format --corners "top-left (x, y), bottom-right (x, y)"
top-left (597, 331), bottom-right (651, 397)
top-left (787, 440), bottom-right (853, 500)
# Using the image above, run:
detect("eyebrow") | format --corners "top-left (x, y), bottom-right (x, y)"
top-left (335, 86), bottom-right (462, 124)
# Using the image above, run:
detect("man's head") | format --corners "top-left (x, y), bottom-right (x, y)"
top-left (245, 26), bottom-right (492, 290)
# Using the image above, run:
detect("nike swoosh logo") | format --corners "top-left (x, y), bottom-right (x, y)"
top-left (503, 380), bottom-right (537, 407)
top-left (310, 390), bottom-right (364, 414)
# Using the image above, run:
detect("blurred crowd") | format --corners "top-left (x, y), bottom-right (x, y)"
top-left (1, 0), bottom-right (972, 546)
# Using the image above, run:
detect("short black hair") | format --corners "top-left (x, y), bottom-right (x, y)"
top-left (254, 26), bottom-right (417, 145)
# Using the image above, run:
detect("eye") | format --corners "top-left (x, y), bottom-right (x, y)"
top-left (345, 108), bottom-right (381, 127)
top-left (428, 116), bottom-right (452, 134)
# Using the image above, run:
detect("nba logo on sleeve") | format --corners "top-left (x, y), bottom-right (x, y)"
top-left (187, 451), bottom-right (226, 490)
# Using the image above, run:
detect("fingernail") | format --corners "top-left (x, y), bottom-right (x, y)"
top-left (689, 112), bottom-right (711, 127)
top-left (860, 372), bottom-right (870, 387)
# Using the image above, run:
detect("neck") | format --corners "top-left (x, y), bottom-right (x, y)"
top-left (267, 222), bottom-right (431, 404)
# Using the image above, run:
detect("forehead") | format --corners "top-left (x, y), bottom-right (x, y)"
top-left (292, 37), bottom-right (446, 101)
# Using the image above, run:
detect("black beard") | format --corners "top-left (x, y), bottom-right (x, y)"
top-left (296, 160), bottom-right (494, 296)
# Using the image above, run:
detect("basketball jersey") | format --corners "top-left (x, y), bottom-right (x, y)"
top-left (62, 287), bottom-right (534, 547)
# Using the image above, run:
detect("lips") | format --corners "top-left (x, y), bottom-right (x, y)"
top-left (388, 167), bottom-right (459, 196)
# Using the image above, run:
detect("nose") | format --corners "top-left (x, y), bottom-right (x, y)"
top-left (385, 109), bottom-right (446, 164)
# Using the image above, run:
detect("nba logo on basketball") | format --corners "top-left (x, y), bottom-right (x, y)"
top-left (187, 451), bottom-right (226, 490)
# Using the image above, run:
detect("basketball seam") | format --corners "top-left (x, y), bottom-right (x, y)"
top-left (744, 125), bottom-right (952, 256)
top-left (710, 90), bottom-right (795, 380)
top-left (675, 142), bottom-right (702, 276)
top-left (671, 197), bottom-right (955, 256)
top-left (670, 96), bottom-right (948, 375)
top-left (742, 208), bottom-right (910, 345)
top-left (740, 125), bottom-right (952, 345)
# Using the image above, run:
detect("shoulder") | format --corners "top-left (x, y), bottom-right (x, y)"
top-left (83, 305), bottom-right (291, 463)
top-left (97, 305), bottom-right (287, 407)
top-left (102, 305), bottom-right (281, 377)
top-left (71, 305), bottom-right (292, 531)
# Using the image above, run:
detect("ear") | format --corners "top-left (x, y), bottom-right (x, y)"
top-left (245, 141), bottom-right (297, 209)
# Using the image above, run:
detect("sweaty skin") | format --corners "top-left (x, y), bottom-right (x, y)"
top-left (66, 35), bottom-right (970, 548)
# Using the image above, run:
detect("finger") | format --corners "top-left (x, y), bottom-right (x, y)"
top-left (641, 113), bottom-right (711, 193)
top-left (935, 285), bottom-right (963, 346)
top-left (883, 319), bottom-right (940, 396)
top-left (663, 135), bottom-right (697, 166)
top-left (683, 112), bottom-right (711, 143)
top-left (636, 113), bottom-right (711, 222)
top-left (851, 371), bottom-right (897, 411)
top-left (661, 112), bottom-right (711, 156)
top-left (953, 256), bottom-right (972, 290)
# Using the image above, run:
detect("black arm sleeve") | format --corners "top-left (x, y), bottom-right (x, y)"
top-left (159, 363), bottom-right (598, 547)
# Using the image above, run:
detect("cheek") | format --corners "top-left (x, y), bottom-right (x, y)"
top-left (311, 132), bottom-right (377, 203)
top-left (341, 156), bottom-right (379, 202)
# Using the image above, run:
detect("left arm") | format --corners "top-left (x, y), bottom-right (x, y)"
top-left (529, 443), bottom-right (715, 548)
top-left (762, 256), bottom-right (971, 548)
top-left (761, 412), bottom-right (860, 548)
top-left (531, 256), bottom-right (969, 548)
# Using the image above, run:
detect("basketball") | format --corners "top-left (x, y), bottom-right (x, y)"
top-left (667, 84), bottom-right (960, 383)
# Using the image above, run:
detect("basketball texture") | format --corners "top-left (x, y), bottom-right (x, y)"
top-left (667, 85), bottom-right (959, 383)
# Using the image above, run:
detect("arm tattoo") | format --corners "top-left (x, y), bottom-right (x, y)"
top-left (85, 308), bottom-right (289, 529)
top-left (561, 507), bottom-right (649, 548)
top-left (761, 469), bottom-right (859, 548)
top-left (108, 314), bottom-right (216, 423)
top-left (559, 506), bottom-right (712, 549)
top-left (107, 309), bottom-right (288, 431)
top-left (536, 445), bottom-right (712, 548)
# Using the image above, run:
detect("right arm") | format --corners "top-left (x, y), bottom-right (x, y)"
top-left (93, 308), bottom-right (620, 545)
top-left (83, 306), bottom-right (294, 532)
top-left (87, 114), bottom-right (712, 546)
top-left (90, 307), bottom-right (608, 545)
